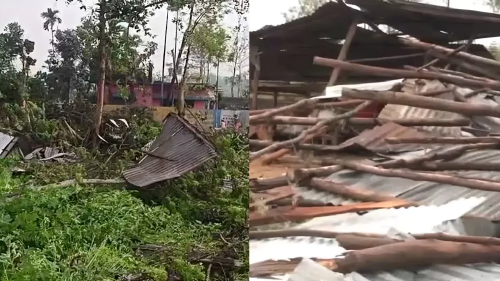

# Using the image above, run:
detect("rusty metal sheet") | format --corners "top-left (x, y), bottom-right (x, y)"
top-left (336, 122), bottom-right (437, 153)
top-left (123, 113), bottom-right (217, 187)
top-left (378, 79), bottom-right (465, 137)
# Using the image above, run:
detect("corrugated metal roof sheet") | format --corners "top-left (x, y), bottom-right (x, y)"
top-left (307, 149), bottom-right (500, 220)
top-left (250, 198), bottom-right (495, 280)
top-left (287, 258), bottom-right (500, 281)
top-left (0, 132), bottom-right (16, 158)
top-left (335, 122), bottom-right (437, 153)
top-left (378, 79), bottom-right (465, 137)
top-left (123, 113), bottom-right (217, 187)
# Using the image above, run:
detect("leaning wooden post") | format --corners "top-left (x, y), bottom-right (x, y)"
top-left (322, 19), bottom-right (358, 145)
top-left (272, 91), bottom-right (278, 132)
top-left (328, 19), bottom-right (358, 86)
top-left (250, 44), bottom-right (260, 110)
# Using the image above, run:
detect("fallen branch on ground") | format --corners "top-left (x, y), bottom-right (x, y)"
top-left (37, 178), bottom-right (126, 190)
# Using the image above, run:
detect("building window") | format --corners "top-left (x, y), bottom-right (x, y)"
top-left (185, 100), bottom-right (195, 107)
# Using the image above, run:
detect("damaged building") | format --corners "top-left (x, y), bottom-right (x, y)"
top-left (249, 0), bottom-right (500, 280)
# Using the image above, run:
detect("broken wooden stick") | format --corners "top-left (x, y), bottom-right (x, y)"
top-left (249, 99), bottom-right (318, 122)
top-left (342, 88), bottom-right (500, 118)
top-left (399, 38), bottom-right (500, 68)
top-left (250, 116), bottom-right (470, 126)
top-left (385, 136), bottom-right (500, 144)
top-left (307, 177), bottom-right (409, 203)
top-left (313, 57), bottom-right (500, 90)
top-left (379, 143), bottom-right (497, 168)
top-left (250, 239), bottom-right (500, 276)
top-left (250, 101), bottom-right (371, 161)
top-left (250, 176), bottom-right (288, 192)
top-left (249, 199), bottom-right (411, 227)
top-left (427, 49), bottom-right (500, 81)
top-left (341, 161), bottom-right (500, 192)
top-left (250, 230), bottom-right (500, 246)
top-left (416, 43), bottom-right (469, 71)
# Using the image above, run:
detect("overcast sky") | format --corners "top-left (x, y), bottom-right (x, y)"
top-left (0, 0), bottom-right (243, 76)
top-left (249, 0), bottom-right (500, 46)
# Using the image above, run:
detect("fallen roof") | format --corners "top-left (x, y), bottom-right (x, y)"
top-left (252, 0), bottom-right (500, 43)
top-left (250, 198), bottom-right (499, 280)
top-left (251, 0), bottom-right (499, 84)
top-left (123, 113), bottom-right (217, 187)
top-left (296, 148), bottom-right (500, 221)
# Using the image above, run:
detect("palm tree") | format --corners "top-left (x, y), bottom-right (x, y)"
top-left (41, 8), bottom-right (62, 49)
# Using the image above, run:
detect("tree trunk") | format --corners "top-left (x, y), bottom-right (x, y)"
top-left (161, 10), bottom-right (169, 105)
top-left (215, 60), bottom-right (220, 109)
top-left (231, 39), bottom-right (238, 97)
top-left (95, 0), bottom-right (107, 146)
top-left (206, 62), bottom-right (210, 84)
top-left (178, 40), bottom-right (192, 117)
top-left (237, 64), bottom-right (241, 96)
top-left (176, 2), bottom-right (195, 117)
top-left (170, 2), bottom-right (194, 106)
top-left (50, 29), bottom-right (54, 51)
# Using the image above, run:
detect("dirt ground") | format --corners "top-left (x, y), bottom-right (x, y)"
top-left (249, 161), bottom-right (289, 179)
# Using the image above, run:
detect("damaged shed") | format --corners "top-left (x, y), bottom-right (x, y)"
top-left (250, 0), bottom-right (500, 109)
top-left (123, 113), bottom-right (217, 187)
top-left (249, 0), bottom-right (500, 279)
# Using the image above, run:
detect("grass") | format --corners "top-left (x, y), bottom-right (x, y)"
top-left (0, 132), bottom-right (248, 281)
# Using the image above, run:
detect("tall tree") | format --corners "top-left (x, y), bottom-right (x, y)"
top-left (486, 0), bottom-right (500, 13)
top-left (190, 21), bottom-right (229, 83)
top-left (59, 0), bottom-right (175, 144)
top-left (0, 23), bottom-right (36, 104)
top-left (41, 8), bottom-right (62, 50)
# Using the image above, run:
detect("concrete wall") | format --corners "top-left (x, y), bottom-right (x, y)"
top-left (103, 105), bottom-right (214, 129)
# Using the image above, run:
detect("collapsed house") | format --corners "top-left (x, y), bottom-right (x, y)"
top-left (249, 0), bottom-right (500, 280)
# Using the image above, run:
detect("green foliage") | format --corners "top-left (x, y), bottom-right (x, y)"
top-left (0, 130), bottom-right (248, 281)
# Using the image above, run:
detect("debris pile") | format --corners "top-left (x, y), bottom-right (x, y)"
top-left (249, 37), bottom-right (500, 280)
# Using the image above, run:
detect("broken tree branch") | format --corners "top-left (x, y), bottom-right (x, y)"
top-left (37, 178), bottom-right (126, 190)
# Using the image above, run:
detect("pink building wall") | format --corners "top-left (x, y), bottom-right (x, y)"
top-left (193, 101), bottom-right (205, 109)
top-left (104, 83), bottom-right (213, 109)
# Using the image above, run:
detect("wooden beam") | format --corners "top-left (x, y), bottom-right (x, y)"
top-left (328, 19), bottom-right (358, 86)
top-left (250, 45), bottom-right (260, 110)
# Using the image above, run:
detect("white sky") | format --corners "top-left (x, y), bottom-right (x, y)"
top-left (0, 0), bottom-right (242, 76)
top-left (249, 0), bottom-right (500, 46)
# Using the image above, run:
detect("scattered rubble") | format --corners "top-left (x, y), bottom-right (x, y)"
top-left (249, 0), bottom-right (500, 279)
